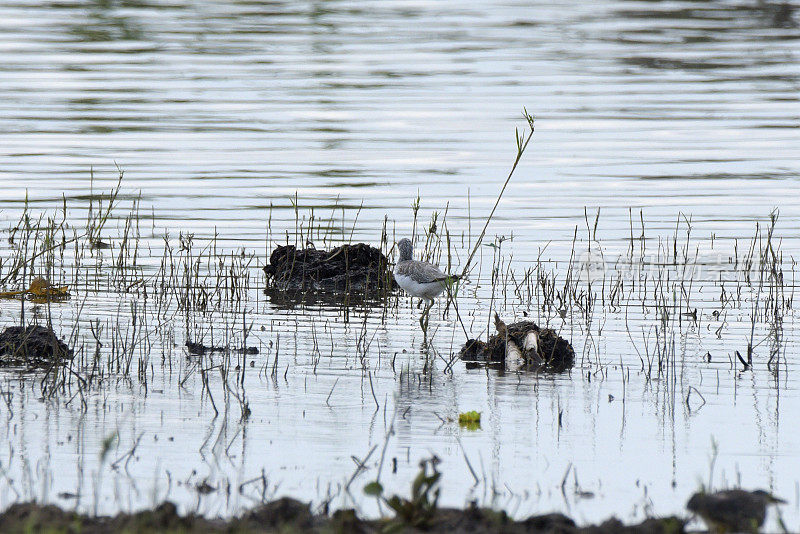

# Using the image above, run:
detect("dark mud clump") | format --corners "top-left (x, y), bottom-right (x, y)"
top-left (263, 243), bottom-right (396, 295)
top-left (0, 502), bottom-right (207, 534)
top-left (0, 325), bottom-right (73, 369)
top-left (460, 314), bottom-right (575, 372)
top-left (245, 497), bottom-right (314, 530)
top-left (0, 500), bottom-right (685, 533)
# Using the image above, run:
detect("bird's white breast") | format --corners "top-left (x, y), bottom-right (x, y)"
top-left (394, 272), bottom-right (446, 300)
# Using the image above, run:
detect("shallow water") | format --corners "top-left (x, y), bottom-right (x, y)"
top-left (1, 0), bottom-right (800, 530)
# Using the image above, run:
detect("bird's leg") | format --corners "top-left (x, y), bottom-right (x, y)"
top-left (420, 299), bottom-right (433, 338)
top-left (424, 303), bottom-right (430, 333)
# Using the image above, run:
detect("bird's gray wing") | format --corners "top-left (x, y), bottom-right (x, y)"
top-left (396, 261), bottom-right (453, 284)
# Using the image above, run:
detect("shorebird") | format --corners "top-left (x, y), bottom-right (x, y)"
top-left (687, 489), bottom-right (785, 534)
top-left (394, 238), bottom-right (459, 331)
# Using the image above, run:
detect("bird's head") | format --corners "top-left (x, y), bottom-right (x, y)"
top-left (397, 238), bottom-right (414, 262)
top-left (493, 313), bottom-right (508, 337)
top-left (752, 490), bottom-right (786, 504)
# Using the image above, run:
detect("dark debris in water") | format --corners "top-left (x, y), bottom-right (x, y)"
top-left (185, 341), bottom-right (259, 356)
top-left (460, 314), bottom-right (575, 372)
top-left (263, 243), bottom-right (396, 296)
top-left (0, 499), bottom-right (686, 533)
top-left (0, 325), bottom-right (73, 370)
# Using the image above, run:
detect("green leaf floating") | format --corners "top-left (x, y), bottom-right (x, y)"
top-left (363, 481), bottom-right (383, 496)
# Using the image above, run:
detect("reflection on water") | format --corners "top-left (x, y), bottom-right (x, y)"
top-left (0, 0), bottom-right (799, 530)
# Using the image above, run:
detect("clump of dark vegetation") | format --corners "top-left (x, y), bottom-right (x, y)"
top-left (460, 314), bottom-right (574, 372)
top-left (263, 243), bottom-right (396, 295)
top-left (0, 325), bottom-right (73, 369)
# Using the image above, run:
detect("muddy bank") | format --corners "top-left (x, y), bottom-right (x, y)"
top-left (460, 315), bottom-right (574, 372)
top-left (0, 324), bottom-right (73, 369)
top-left (0, 499), bottom-right (684, 534)
top-left (263, 243), bottom-right (395, 295)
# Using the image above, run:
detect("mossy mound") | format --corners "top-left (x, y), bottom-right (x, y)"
top-left (263, 243), bottom-right (396, 296)
top-left (0, 325), bottom-right (73, 369)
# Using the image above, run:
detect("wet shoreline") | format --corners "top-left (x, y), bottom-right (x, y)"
top-left (0, 499), bottom-right (684, 534)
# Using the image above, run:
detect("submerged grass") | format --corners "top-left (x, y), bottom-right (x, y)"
top-left (0, 163), bottom-right (793, 409)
